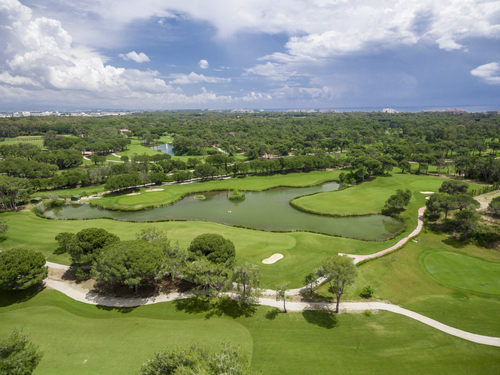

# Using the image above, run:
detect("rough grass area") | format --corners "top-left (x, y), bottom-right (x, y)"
top-left (92, 170), bottom-right (342, 211)
top-left (292, 169), bottom-right (484, 217)
top-left (1, 210), bottom-right (397, 288)
top-left (317, 233), bottom-right (500, 337)
top-left (0, 289), bottom-right (499, 375)
top-left (420, 250), bottom-right (500, 296)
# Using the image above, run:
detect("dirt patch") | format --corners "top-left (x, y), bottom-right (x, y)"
top-left (48, 268), bottom-right (195, 298)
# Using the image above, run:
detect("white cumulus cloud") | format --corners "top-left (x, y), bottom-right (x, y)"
top-left (199, 59), bottom-right (209, 69)
top-left (169, 72), bottom-right (231, 84)
top-left (471, 62), bottom-right (500, 84)
top-left (120, 51), bottom-right (150, 63)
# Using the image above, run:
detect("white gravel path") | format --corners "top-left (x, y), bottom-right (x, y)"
top-left (42, 278), bottom-right (500, 347)
top-left (40, 205), bottom-right (500, 347)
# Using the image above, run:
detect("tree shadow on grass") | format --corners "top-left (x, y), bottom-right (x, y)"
top-left (264, 308), bottom-right (280, 320)
top-left (174, 296), bottom-right (257, 320)
top-left (0, 284), bottom-right (45, 308)
top-left (442, 237), bottom-right (466, 249)
top-left (302, 310), bottom-right (337, 329)
top-left (95, 305), bottom-right (137, 314)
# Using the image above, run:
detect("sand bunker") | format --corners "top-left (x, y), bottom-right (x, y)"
top-left (420, 191), bottom-right (434, 194)
top-left (127, 193), bottom-right (141, 196)
top-left (262, 253), bottom-right (284, 264)
top-left (425, 197), bottom-right (430, 200)
top-left (146, 189), bottom-right (164, 192)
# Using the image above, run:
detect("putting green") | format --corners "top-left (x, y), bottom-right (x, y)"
top-left (420, 250), bottom-right (500, 296)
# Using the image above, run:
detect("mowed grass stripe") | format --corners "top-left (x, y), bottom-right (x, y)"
top-left (420, 250), bottom-right (500, 296)
top-left (1, 289), bottom-right (500, 375)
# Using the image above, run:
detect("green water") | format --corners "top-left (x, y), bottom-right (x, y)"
top-left (43, 183), bottom-right (404, 240)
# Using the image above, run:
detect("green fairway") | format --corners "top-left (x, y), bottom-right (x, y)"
top-left (92, 170), bottom-right (342, 210)
top-left (292, 169), bottom-right (484, 216)
top-left (316, 233), bottom-right (500, 337)
top-left (1, 289), bottom-right (499, 375)
top-left (420, 250), bottom-right (500, 296)
top-left (1, 210), bottom-right (397, 288)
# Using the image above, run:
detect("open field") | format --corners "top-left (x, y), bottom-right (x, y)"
top-left (317, 233), bottom-right (500, 337)
top-left (292, 169), bottom-right (484, 217)
top-left (1, 289), bottom-right (499, 375)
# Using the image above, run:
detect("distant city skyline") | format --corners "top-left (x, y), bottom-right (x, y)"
top-left (0, 0), bottom-right (499, 110)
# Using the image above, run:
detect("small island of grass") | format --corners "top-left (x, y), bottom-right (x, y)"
top-left (194, 195), bottom-right (206, 200)
top-left (228, 189), bottom-right (246, 201)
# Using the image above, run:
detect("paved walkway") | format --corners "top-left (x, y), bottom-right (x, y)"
top-left (41, 205), bottom-right (500, 347)
top-left (339, 206), bottom-right (426, 264)
top-left (42, 278), bottom-right (500, 347)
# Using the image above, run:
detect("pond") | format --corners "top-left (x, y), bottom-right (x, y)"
top-left (43, 182), bottom-right (404, 241)
top-left (151, 143), bottom-right (175, 156)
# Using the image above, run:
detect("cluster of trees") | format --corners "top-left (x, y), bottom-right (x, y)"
top-left (385, 189), bottom-right (412, 212)
top-left (55, 228), bottom-right (262, 302)
top-left (426, 181), bottom-right (483, 241)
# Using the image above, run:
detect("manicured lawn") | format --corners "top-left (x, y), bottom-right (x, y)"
top-left (93, 170), bottom-right (343, 210)
top-left (317, 233), bottom-right (500, 336)
top-left (420, 250), bottom-right (500, 296)
top-left (0, 289), bottom-right (498, 375)
top-left (292, 169), bottom-right (484, 217)
top-left (1, 210), bottom-right (397, 288)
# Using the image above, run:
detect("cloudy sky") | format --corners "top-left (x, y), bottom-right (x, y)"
top-left (0, 0), bottom-right (499, 110)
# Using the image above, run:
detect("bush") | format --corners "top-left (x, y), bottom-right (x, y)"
top-left (364, 310), bottom-right (372, 317)
top-left (359, 286), bottom-right (374, 299)
top-left (188, 233), bottom-right (236, 266)
top-left (228, 188), bottom-right (245, 201)
top-left (0, 329), bottom-right (43, 374)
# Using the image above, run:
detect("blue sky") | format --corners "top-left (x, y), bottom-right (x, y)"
top-left (0, 0), bottom-right (499, 110)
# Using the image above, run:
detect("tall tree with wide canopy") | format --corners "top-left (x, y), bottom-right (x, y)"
top-left (67, 228), bottom-right (119, 264)
top-left (92, 240), bottom-right (164, 295)
top-left (0, 248), bottom-right (48, 291)
top-left (317, 255), bottom-right (357, 313)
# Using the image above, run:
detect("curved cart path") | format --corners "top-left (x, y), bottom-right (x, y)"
top-left (339, 206), bottom-right (426, 264)
top-left (42, 278), bottom-right (500, 347)
top-left (41, 205), bottom-right (500, 347)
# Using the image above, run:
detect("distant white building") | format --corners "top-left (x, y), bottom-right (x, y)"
top-left (382, 108), bottom-right (399, 114)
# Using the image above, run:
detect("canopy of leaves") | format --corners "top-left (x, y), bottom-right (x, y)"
top-left (439, 180), bottom-right (469, 195)
top-left (0, 329), bottom-right (43, 375)
top-left (137, 342), bottom-right (258, 375)
top-left (0, 248), bottom-right (48, 291)
top-left (67, 228), bottom-right (120, 264)
top-left (188, 233), bottom-right (236, 266)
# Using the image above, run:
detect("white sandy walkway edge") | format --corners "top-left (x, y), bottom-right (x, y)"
top-left (41, 205), bottom-right (500, 347)
top-left (262, 254), bottom-right (283, 264)
top-left (339, 206), bottom-right (426, 264)
top-left (42, 278), bottom-right (500, 347)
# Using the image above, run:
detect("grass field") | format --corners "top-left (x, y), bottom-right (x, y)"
top-left (292, 169), bottom-right (484, 217)
top-left (0, 210), bottom-right (396, 287)
top-left (420, 250), bottom-right (500, 296)
top-left (0, 289), bottom-right (499, 375)
top-left (317, 233), bottom-right (500, 337)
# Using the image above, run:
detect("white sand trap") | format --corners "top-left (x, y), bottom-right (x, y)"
top-left (127, 193), bottom-right (141, 196)
top-left (421, 191), bottom-right (434, 194)
top-left (146, 189), bottom-right (164, 192)
top-left (262, 253), bottom-right (284, 264)
top-left (425, 196), bottom-right (430, 200)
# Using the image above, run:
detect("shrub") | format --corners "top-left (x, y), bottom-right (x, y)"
top-left (360, 285), bottom-right (374, 299)
top-left (228, 188), bottom-right (246, 201)
top-left (364, 310), bottom-right (372, 317)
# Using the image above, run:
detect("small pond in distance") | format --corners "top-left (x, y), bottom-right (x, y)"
top-left (151, 143), bottom-right (175, 155)
top-left (43, 182), bottom-right (404, 241)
